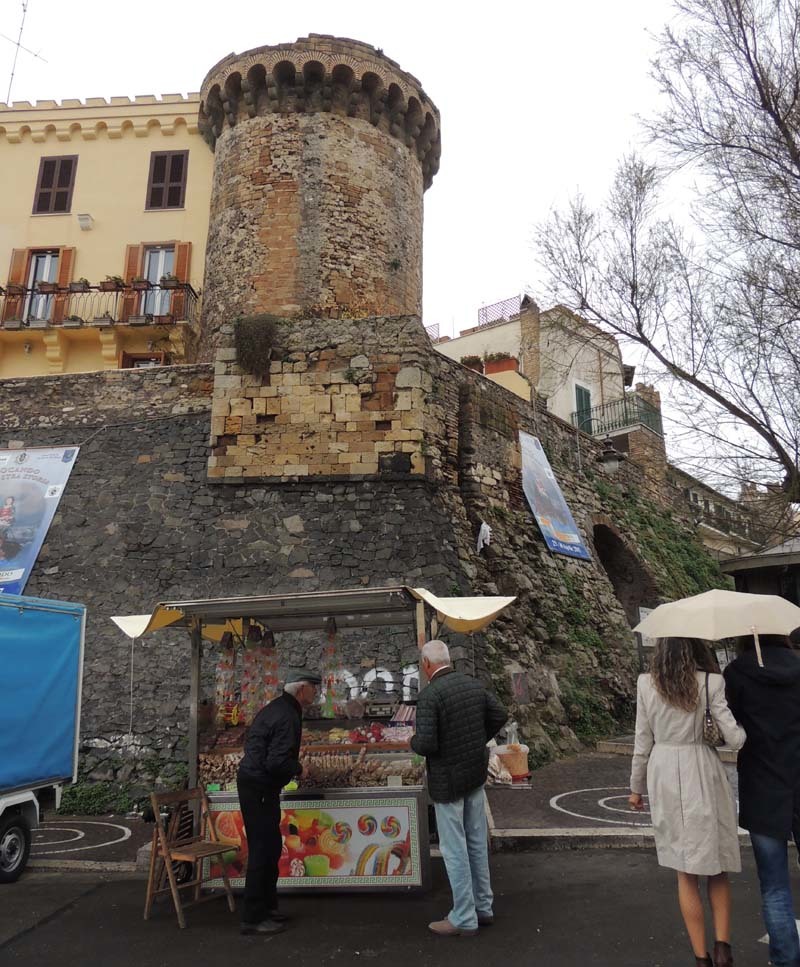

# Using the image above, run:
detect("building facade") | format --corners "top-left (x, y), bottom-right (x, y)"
top-left (0, 94), bottom-right (212, 376)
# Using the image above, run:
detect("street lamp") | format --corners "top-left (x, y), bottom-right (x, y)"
top-left (596, 436), bottom-right (626, 476)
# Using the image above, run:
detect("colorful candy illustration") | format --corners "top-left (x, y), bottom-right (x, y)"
top-left (380, 815), bottom-right (401, 839)
top-left (332, 821), bottom-right (352, 844)
top-left (358, 814), bottom-right (378, 835)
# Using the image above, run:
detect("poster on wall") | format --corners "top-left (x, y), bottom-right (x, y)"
top-left (0, 446), bottom-right (80, 595)
top-left (205, 796), bottom-right (423, 890)
top-left (519, 431), bottom-right (591, 561)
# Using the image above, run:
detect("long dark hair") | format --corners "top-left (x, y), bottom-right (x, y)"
top-left (650, 637), bottom-right (718, 712)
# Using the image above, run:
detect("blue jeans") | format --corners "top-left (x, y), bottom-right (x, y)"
top-left (434, 785), bottom-right (493, 930)
top-left (751, 832), bottom-right (800, 967)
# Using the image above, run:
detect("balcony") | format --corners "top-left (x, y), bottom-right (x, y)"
top-left (570, 392), bottom-right (664, 437)
top-left (0, 282), bottom-right (200, 376)
top-left (0, 281), bottom-right (199, 329)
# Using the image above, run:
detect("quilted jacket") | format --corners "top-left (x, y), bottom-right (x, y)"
top-left (411, 667), bottom-right (508, 803)
top-left (237, 691), bottom-right (303, 789)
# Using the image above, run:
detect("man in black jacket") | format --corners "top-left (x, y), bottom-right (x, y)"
top-left (237, 668), bottom-right (321, 935)
top-left (725, 634), bottom-right (800, 967)
top-left (410, 639), bottom-right (508, 937)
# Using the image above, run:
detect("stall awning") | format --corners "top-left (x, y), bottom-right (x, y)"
top-left (111, 586), bottom-right (515, 641)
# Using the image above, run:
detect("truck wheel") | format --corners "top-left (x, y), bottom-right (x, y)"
top-left (0, 814), bottom-right (31, 883)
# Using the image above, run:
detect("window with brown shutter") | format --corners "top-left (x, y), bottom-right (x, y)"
top-left (145, 151), bottom-right (189, 210)
top-left (32, 156), bottom-right (78, 214)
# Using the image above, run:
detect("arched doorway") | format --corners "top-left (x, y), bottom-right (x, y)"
top-left (593, 522), bottom-right (658, 627)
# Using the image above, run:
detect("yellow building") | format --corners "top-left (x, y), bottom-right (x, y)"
top-left (0, 94), bottom-right (212, 377)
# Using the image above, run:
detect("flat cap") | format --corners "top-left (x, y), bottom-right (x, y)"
top-left (285, 668), bottom-right (322, 685)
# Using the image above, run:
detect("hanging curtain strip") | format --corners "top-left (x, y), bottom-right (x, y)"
top-left (129, 635), bottom-right (136, 736)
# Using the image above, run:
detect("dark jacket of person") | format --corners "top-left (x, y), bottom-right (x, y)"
top-left (237, 691), bottom-right (302, 789)
top-left (724, 644), bottom-right (800, 839)
top-left (410, 667), bottom-right (508, 803)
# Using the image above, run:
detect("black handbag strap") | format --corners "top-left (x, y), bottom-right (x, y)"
top-left (704, 671), bottom-right (711, 715)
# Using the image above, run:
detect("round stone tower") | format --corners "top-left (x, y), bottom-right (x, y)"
top-left (198, 35), bottom-right (441, 354)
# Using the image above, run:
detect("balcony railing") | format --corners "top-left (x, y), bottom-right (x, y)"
top-left (570, 393), bottom-right (664, 437)
top-left (0, 282), bottom-right (199, 329)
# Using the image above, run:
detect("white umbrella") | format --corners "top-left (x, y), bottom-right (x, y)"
top-left (633, 589), bottom-right (800, 667)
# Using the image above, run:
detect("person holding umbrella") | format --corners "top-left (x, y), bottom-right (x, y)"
top-left (724, 630), bottom-right (800, 967)
top-left (628, 637), bottom-right (745, 967)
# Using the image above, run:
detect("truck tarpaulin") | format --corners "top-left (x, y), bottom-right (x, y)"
top-left (0, 593), bottom-right (85, 794)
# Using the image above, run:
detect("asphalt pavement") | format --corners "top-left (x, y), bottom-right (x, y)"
top-left (1, 849), bottom-right (790, 967)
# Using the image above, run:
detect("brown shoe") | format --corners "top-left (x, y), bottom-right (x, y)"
top-left (713, 941), bottom-right (733, 966)
top-left (428, 919), bottom-right (478, 937)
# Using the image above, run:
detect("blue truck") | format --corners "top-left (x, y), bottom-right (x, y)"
top-left (0, 593), bottom-right (86, 882)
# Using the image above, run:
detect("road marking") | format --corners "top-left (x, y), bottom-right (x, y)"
top-left (32, 827), bottom-right (85, 846)
top-left (32, 821), bottom-right (131, 856)
top-left (549, 787), bottom-right (652, 827)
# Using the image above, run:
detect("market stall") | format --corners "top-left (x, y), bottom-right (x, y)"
top-left (112, 586), bottom-right (514, 893)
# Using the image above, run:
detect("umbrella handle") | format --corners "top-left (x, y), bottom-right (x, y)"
top-left (752, 625), bottom-right (764, 668)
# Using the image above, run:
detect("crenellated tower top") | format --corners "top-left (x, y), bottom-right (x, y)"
top-left (199, 35), bottom-right (440, 188)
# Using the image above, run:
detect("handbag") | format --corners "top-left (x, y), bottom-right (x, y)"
top-left (702, 672), bottom-right (724, 748)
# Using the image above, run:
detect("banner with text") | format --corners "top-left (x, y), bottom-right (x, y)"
top-left (0, 447), bottom-right (80, 595)
top-left (519, 431), bottom-right (591, 560)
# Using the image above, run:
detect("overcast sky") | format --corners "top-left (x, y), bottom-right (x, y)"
top-left (1, 0), bottom-right (675, 338)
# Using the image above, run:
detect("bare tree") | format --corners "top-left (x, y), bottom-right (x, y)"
top-left (536, 0), bottom-right (800, 512)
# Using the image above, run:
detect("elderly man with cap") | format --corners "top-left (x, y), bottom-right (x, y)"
top-left (237, 668), bottom-right (321, 935)
top-left (411, 639), bottom-right (508, 937)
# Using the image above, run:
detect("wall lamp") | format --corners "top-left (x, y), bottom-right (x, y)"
top-left (77, 213), bottom-right (94, 231)
top-left (596, 436), bottom-right (626, 476)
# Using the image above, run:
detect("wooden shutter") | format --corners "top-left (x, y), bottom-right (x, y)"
top-left (52, 247), bottom-right (75, 323)
top-left (145, 151), bottom-right (188, 210)
top-left (33, 156), bottom-right (78, 214)
top-left (119, 244), bottom-right (143, 322)
top-left (3, 249), bottom-right (29, 321)
top-left (170, 242), bottom-right (192, 319)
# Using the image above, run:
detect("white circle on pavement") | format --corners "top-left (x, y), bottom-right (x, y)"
top-left (33, 821), bottom-right (131, 855)
top-left (549, 787), bottom-right (653, 827)
top-left (598, 795), bottom-right (652, 816)
top-left (32, 826), bottom-right (85, 846)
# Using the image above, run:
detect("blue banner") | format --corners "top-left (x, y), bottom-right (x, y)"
top-left (0, 447), bottom-right (79, 595)
top-left (519, 431), bottom-right (591, 560)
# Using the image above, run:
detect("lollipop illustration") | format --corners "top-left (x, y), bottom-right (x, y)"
top-left (380, 816), bottom-right (401, 839)
top-left (332, 821), bottom-right (352, 844)
top-left (357, 814), bottom-right (377, 836)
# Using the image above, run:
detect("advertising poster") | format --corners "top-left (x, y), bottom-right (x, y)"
top-left (0, 447), bottom-right (79, 595)
top-left (205, 796), bottom-right (422, 889)
top-left (519, 431), bottom-right (591, 560)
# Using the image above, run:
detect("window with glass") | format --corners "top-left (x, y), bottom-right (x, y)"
top-left (574, 384), bottom-right (593, 433)
top-left (24, 250), bottom-right (59, 321)
top-left (33, 157), bottom-right (78, 214)
top-left (141, 246), bottom-right (175, 315)
top-left (145, 151), bottom-right (188, 210)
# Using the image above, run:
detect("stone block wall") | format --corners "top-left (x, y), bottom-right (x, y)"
top-left (209, 316), bottom-right (432, 480)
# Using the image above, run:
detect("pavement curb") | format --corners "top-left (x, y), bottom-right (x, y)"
top-left (596, 738), bottom-right (738, 764)
top-left (28, 858), bottom-right (141, 875)
top-left (491, 827), bottom-right (655, 852)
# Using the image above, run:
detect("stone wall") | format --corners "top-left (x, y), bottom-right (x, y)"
top-left (0, 348), bottom-right (727, 782)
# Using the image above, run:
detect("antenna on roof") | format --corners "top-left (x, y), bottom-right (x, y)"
top-left (4, 2), bottom-right (48, 104)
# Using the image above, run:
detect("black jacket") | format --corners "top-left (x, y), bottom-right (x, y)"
top-left (237, 691), bottom-right (303, 789)
top-left (410, 667), bottom-right (508, 803)
top-left (724, 646), bottom-right (800, 839)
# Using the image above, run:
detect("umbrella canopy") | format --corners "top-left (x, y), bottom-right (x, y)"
top-left (634, 589), bottom-right (800, 666)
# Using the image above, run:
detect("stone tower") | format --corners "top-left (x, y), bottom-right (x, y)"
top-left (199, 36), bottom-right (441, 352)
top-left (199, 37), bottom-right (442, 480)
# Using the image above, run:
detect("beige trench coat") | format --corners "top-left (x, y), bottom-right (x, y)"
top-left (630, 672), bottom-right (746, 876)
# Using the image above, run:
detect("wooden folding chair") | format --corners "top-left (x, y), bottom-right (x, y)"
top-left (143, 787), bottom-right (236, 929)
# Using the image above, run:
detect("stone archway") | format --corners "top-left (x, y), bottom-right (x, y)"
top-left (593, 519), bottom-right (658, 626)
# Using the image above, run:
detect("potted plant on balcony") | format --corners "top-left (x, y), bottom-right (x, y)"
top-left (36, 280), bottom-right (59, 295)
top-left (99, 275), bottom-right (125, 292)
top-left (5, 283), bottom-right (25, 296)
top-left (68, 278), bottom-right (91, 293)
top-left (130, 276), bottom-right (152, 291)
top-left (63, 314), bottom-right (84, 328)
top-left (484, 351), bottom-right (518, 375)
top-left (159, 273), bottom-right (181, 290)
top-left (460, 354), bottom-right (483, 373)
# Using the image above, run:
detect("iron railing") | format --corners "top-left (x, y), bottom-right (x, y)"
top-left (570, 393), bottom-right (664, 437)
top-left (0, 282), bottom-right (199, 328)
top-left (477, 295), bottom-right (522, 329)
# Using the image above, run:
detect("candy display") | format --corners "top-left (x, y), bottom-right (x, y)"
top-left (299, 750), bottom-right (424, 789)
top-left (381, 815), bottom-right (401, 838)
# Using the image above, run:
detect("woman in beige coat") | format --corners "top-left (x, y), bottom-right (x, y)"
top-left (629, 638), bottom-right (746, 967)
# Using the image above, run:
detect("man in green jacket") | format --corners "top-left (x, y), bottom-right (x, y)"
top-left (410, 639), bottom-right (508, 937)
